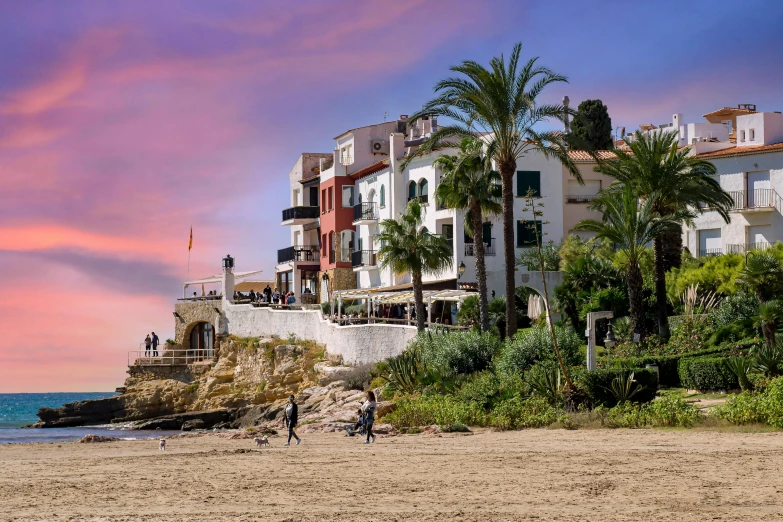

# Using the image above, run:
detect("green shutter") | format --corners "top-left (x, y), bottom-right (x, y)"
top-left (517, 220), bottom-right (542, 247)
top-left (517, 220), bottom-right (524, 247)
top-left (517, 171), bottom-right (541, 197)
top-left (482, 222), bottom-right (492, 246)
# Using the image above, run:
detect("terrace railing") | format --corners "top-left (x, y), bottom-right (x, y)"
top-left (353, 202), bottom-right (378, 222)
top-left (464, 242), bottom-right (496, 256)
top-left (351, 249), bottom-right (377, 268)
top-left (727, 189), bottom-right (783, 212)
top-left (277, 245), bottom-right (320, 264)
top-left (699, 248), bottom-right (723, 257)
top-left (129, 348), bottom-right (214, 367)
top-left (282, 206), bottom-right (319, 222)
top-left (565, 194), bottom-right (599, 204)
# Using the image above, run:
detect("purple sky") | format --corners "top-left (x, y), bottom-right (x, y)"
top-left (1, 0), bottom-right (781, 391)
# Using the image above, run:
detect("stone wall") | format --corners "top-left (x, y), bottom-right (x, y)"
top-left (174, 300), bottom-right (222, 348)
top-left (223, 303), bottom-right (416, 364)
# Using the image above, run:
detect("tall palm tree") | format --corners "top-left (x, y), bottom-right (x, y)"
top-left (595, 130), bottom-right (733, 338)
top-left (376, 200), bottom-right (453, 332)
top-left (738, 252), bottom-right (783, 348)
top-left (401, 43), bottom-right (580, 338)
top-left (574, 186), bottom-right (685, 340)
top-left (434, 137), bottom-right (502, 332)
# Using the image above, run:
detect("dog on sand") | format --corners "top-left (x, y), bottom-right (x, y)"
top-left (159, 439), bottom-right (166, 451)
top-left (254, 436), bottom-right (269, 448)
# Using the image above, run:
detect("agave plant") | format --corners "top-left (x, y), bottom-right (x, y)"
top-left (606, 371), bottom-right (643, 404)
top-left (724, 357), bottom-right (754, 391)
top-left (526, 364), bottom-right (563, 406)
top-left (383, 347), bottom-right (423, 394)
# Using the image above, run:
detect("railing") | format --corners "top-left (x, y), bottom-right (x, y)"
top-left (407, 194), bottom-right (428, 204)
top-left (277, 245), bottom-right (320, 263)
top-left (725, 242), bottom-right (771, 254)
top-left (340, 154), bottom-right (353, 165)
top-left (282, 206), bottom-right (319, 222)
top-left (178, 295), bottom-right (221, 302)
top-left (353, 202), bottom-right (378, 222)
top-left (699, 248), bottom-right (723, 257)
top-left (129, 348), bottom-right (214, 367)
top-left (352, 249), bottom-right (377, 268)
top-left (565, 194), bottom-right (599, 204)
top-left (464, 242), bottom-right (496, 256)
top-left (728, 189), bottom-right (783, 212)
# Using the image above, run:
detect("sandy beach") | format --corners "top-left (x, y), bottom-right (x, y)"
top-left (1, 429), bottom-right (782, 521)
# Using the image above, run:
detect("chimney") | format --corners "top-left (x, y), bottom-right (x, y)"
top-left (562, 96), bottom-right (570, 133)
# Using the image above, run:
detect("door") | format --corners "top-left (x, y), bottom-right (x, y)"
top-left (748, 225), bottom-right (771, 251)
top-left (748, 171), bottom-right (770, 208)
top-left (698, 229), bottom-right (722, 256)
top-left (309, 186), bottom-right (319, 207)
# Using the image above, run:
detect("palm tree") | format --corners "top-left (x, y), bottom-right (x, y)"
top-left (738, 252), bottom-right (783, 348)
top-left (574, 186), bottom-right (685, 340)
top-left (434, 137), bottom-right (501, 332)
top-left (401, 43), bottom-right (579, 338)
top-left (376, 200), bottom-right (453, 332)
top-left (595, 130), bottom-right (733, 339)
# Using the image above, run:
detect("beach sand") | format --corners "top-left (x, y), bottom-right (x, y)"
top-left (1, 428), bottom-right (782, 521)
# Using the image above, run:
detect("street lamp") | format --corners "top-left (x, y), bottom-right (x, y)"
top-left (222, 254), bottom-right (234, 272)
top-left (604, 322), bottom-right (616, 349)
top-left (457, 261), bottom-right (466, 289)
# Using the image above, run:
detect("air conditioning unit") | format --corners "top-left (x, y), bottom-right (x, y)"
top-left (371, 139), bottom-right (389, 155)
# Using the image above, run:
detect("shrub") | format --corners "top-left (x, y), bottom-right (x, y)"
top-left (707, 319), bottom-right (758, 347)
top-left (489, 395), bottom-right (559, 430)
top-left (416, 330), bottom-right (501, 377)
top-left (753, 343), bottom-right (783, 377)
top-left (677, 357), bottom-right (738, 391)
top-left (603, 395), bottom-right (702, 428)
top-left (708, 291), bottom-right (759, 330)
top-left (526, 362), bottom-right (563, 406)
top-left (575, 368), bottom-right (658, 407)
top-left (384, 394), bottom-right (488, 428)
top-left (456, 371), bottom-right (528, 409)
top-left (714, 391), bottom-right (766, 425)
top-left (320, 302), bottom-right (331, 315)
top-left (760, 376), bottom-right (783, 428)
top-left (441, 422), bottom-right (471, 433)
top-left (340, 364), bottom-right (374, 391)
top-left (724, 357), bottom-right (754, 391)
top-left (382, 347), bottom-right (423, 394)
top-left (496, 324), bottom-right (583, 375)
top-left (667, 318), bottom-right (709, 354)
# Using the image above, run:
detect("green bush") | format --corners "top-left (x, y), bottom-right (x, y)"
top-left (708, 291), bottom-right (759, 330)
top-left (603, 395), bottom-right (702, 428)
top-left (415, 330), bottom-right (501, 377)
top-left (760, 376), bottom-right (783, 428)
top-left (575, 368), bottom-right (658, 407)
top-left (440, 422), bottom-right (471, 433)
top-left (496, 324), bottom-right (583, 375)
top-left (707, 319), bottom-right (758, 347)
top-left (714, 391), bottom-right (766, 425)
top-left (384, 394), bottom-right (488, 428)
top-left (489, 395), bottom-right (559, 430)
top-left (677, 357), bottom-right (738, 391)
top-left (456, 371), bottom-right (528, 409)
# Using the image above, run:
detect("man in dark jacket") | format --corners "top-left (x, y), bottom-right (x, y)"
top-left (151, 332), bottom-right (159, 357)
top-left (283, 395), bottom-right (301, 446)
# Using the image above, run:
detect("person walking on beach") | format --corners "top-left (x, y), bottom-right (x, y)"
top-left (151, 332), bottom-right (159, 357)
top-left (362, 391), bottom-right (377, 444)
top-left (283, 395), bottom-right (301, 446)
top-left (144, 334), bottom-right (152, 357)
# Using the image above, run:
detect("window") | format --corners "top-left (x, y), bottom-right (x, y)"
top-left (517, 220), bottom-right (542, 247)
top-left (321, 189), bottom-right (326, 212)
top-left (482, 222), bottom-right (492, 246)
top-left (321, 233), bottom-right (326, 256)
top-left (750, 128), bottom-right (756, 141)
top-left (309, 186), bottom-right (319, 207)
top-left (740, 130), bottom-right (746, 142)
top-left (327, 187), bottom-right (333, 210)
top-left (342, 186), bottom-right (354, 207)
top-left (408, 181), bottom-right (417, 201)
top-left (379, 185), bottom-right (385, 207)
top-left (419, 179), bottom-right (428, 197)
top-left (516, 171), bottom-right (541, 197)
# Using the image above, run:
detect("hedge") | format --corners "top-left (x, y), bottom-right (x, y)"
top-left (678, 357), bottom-right (738, 391)
top-left (599, 346), bottom-right (730, 388)
top-left (575, 368), bottom-right (658, 408)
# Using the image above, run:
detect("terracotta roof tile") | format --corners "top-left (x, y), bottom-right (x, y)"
top-left (697, 142), bottom-right (783, 158)
top-left (567, 150), bottom-right (616, 162)
top-left (349, 158), bottom-right (390, 180)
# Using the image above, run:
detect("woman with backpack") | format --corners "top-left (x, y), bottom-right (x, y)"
top-left (361, 391), bottom-right (377, 444)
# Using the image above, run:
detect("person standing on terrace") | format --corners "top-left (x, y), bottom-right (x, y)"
top-left (151, 332), bottom-right (159, 357)
top-left (144, 334), bottom-right (151, 357)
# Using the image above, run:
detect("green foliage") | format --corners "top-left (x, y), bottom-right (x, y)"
top-left (666, 254), bottom-right (745, 301)
top-left (184, 382), bottom-right (199, 394)
top-left (612, 316), bottom-right (633, 343)
top-left (384, 394), bottom-right (488, 428)
top-left (569, 99), bottom-right (613, 151)
top-left (715, 376), bottom-right (783, 428)
top-left (607, 371), bottom-right (643, 404)
top-left (575, 368), bottom-right (658, 407)
top-left (382, 346), bottom-right (424, 394)
top-left (496, 324), bottom-right (583, 375)
top-left (415, 330), bottom-right (501, 378)
top-left (677, 357), bottom-right (738, 391)
top-left (738, 251), bottom-right (783, 301)
top-left (603, 394), bottom-right (702, 428)
top-left (526, 363), bottom-right (563, 406)
top-left (489, 395), bottom-right (559, 430)
top-left (517, 240), bottom-right (561, 271)
top-left (753, 342), bottom-right (783, 377)
top-left (667, 317), bottom-right (709, 354)
top-left (707, 319), bottom-right (758, 347)
top-left (320, 302), bottom-right (331, 315)
top-left (708, 292), bottom-right (759, 329)
top-left (440, 422), bottom-right (471, 433)
top-left (724, 357), bottom-right (754, 391)
top-left (341, 364), bottom-right (374, 391)
top-left (456, 371), bottom-right (528, 409)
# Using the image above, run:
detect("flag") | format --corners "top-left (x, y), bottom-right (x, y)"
top-left (189, 227), bottom-right (193, 251)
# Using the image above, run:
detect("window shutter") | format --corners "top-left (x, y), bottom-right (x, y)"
top-left (517, 171), bottom-right (541, 197)
top-left (517, 221), bottom-right (524, 247)
top-left (482, 222), bottom-right (492, 246)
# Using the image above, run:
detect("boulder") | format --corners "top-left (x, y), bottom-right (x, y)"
top-left (133, 409), bottom-right (236, 431)
top-left (32, 396), bottom-right (126, 428)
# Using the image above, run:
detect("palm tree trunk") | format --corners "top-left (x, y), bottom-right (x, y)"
top-left (471, 202), bottom-right (490, 332)
top-left (413, 271), bottom-right (426, 333)
top-left (499, 162), bottom-right (518, 338)
top-left (653, 235), bottom-right (671, 339)
top-left (762, 321), bottom-right (776, 349)
top-left (660, 226), bottom-right (684, 271)
top-left (627, 261), bottom-right (646, 344)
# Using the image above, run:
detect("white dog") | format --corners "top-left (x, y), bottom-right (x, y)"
top-left (159, 439), bottom-right (166, 451)
top-left (254, 436), bottom-right (269, 448)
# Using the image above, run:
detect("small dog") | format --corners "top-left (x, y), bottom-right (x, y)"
top-left (254, 436), bottom-right (269, 448)
top-left (159, 439), bottom-right (166, 451)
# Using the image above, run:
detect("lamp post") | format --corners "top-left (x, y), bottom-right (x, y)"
top-left (457, 261), bottom-right (466, 289)
top-left (222, 254), bottom-right (234, 272)
top-left (604, 322), bottom-right (616, 349)
top-left (586, 311), bottom-right (613, 371)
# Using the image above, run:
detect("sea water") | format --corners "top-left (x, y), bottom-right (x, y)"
top-left (0, 393), bottom-right (180, 444)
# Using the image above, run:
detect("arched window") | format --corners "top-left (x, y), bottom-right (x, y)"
top-left (380, 185), bottom-right (385, 207)
top-left (367, 189), bottom-right (375, 203)
top-left (418, 179), bottom-right (429, 203)
top-left (408, 181), bottom-right (417, 201)
top-left (420, 226), bottom-right (429, 235)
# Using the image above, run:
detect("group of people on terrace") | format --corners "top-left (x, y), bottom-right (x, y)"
top-left (143, 332), bottom-right (159, 357)
top-left (232, 284), bottom-right (301, 306)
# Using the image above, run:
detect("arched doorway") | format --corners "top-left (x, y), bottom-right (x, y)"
top-left (189, 322), bottom-right (215, 360)
top-left (320, 274), bottom-right (331, 304)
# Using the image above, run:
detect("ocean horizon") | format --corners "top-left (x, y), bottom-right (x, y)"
top-left (0, 392), bottom-right (180, 444)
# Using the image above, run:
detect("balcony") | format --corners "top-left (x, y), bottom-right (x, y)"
top-left (565, 194), bottom-right (599, 204)
top-left (352, 249), bottom-right (377, 270)
top-left (407, 194), bottom-right (429, 205)
top-left (277, 245), bottom-right (320, 264)
top-left (699, 248), bottom-right (723, 257)
top-left (728, 189), bottom-right (782, 213)
top-left (352, 202), bottom-right (378, 225)
top-left (281, 206), bottom-right (319, 225)
top-left (464, 242), bottom-right (496, 256)
top-left (725, 242), bottom-right (771, 255)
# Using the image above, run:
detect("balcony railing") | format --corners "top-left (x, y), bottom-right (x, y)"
top-left (278, 245), bottom-right (320, 264)
top-left (565, 194), bottom-right (599, 204)
top-left (464, 242), bottom-right (496, 256)
top-left (407, 194), bottom-right (429, 204)
top-left (282, 206), bottom-right (319, 222)
top-left (352, 249), bottom-right (377, 268)
top-left (353, 202), bottom-right (378, 222)
top-left (725, 242), bottom-right (771, 255)
top-left (728, 189), bottom-right (782, 212)
top-left (699, 248), bottom-right (723, 257)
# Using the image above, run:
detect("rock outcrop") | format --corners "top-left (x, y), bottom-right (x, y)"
top-left (33, 396), bottom-right (126, 428)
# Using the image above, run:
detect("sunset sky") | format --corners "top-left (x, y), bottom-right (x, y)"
top-left (1, 0), bottom-right (782, 392)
